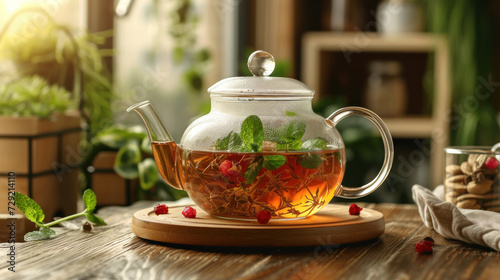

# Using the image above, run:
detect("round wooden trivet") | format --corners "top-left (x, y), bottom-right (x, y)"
top-left (131, 204), bottom-right (384, 247)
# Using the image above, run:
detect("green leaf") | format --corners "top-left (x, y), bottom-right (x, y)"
top-left (141, 136), bottom-right (153, 154)
top-left (155, 179), bottom-right (188, 201)
top-left (263, 155), bottom-right (286, 170)
top-left (215, 131), bottom-right (243, 151)
top-left (244, 157), bottom-right (263, 184)
top-left (299, 153), bottom-right (323, 169)
top-left (94, 126), bottom-right (146, 149)
top-left (271, 120), bottom-right (307, 151)
top-left (302, 138), bottom-right (328, 150)
top-left (86, 213), bottom-right (107, 225)
top-left (230, 146), bottom-right (251, 153)
top-left (281, 120), bottom-right (306, 143)
top-left (114, 141), bottom-right (141, 179)
top-left (138, 158), bottom-right (159, 190)
top-left (83, 189), bottom-right (97, 213)
top-left (276, 139), bottom-right (303, 151)
top-left (240, 115), bottom-right (264, 152)
top-left (285, 111), bottom-right (296, 116)
top-left (24, 227), bottom-right (56, 241)
top-left (14, 192), bottom-right (44, 225)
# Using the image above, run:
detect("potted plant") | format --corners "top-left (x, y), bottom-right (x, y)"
top-left (82, 126), bottom-right (186, 207)
top-left (0, 7), bottom-right (115, 140)
top-left (0, 75), bottom-right (81, 222)
top-left (0, 8), bottom-right (117, 220)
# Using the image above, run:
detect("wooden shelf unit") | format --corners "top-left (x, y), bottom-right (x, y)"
top-left (302, 32), bottom-right (451, 187)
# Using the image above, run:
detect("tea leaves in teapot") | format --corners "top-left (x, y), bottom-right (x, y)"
top-left (215, 131), bottom-right (243, 151)
top-left (302, 138), bottom-right (328, 150)
top-left (244, 157), bottom-right (264, 184)
top-left (263, 155), bottom-right (286, 170)
top-left (275, 120), bottom-right (306, 151)
top-left (241, 115), bottom-right (264, 152)
top-left (299, 153), bottom-right (323, 169)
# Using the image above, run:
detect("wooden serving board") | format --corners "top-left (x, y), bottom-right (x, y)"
top-left (131, 204), bottom-right (384, 247)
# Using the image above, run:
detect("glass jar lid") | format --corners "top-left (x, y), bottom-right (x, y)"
top-left (208, 50), bottom-right (314, 97)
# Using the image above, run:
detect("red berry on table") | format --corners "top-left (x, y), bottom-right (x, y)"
top-left (415, 240), bottom-right (434, 254)
top-left (349, 203), bottom-right (363, 215)
top-left (423, 236), bottom-right (434, 244)
top-left (257, 210), bottom-right (272, 224)
top-left (182, 206), bottom-right (197, 218)
top-left (154, 203), bottom-right (169, 215)
top-left (484, 157), bottom-right (499, 169)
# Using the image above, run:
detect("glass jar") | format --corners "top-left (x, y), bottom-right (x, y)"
top-left (365, 60), bottom-right (407, 117)
top-left (444, 146), bottom-right (500, 212)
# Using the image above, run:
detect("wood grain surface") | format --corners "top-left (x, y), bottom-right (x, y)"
top-left (1, 202), bottom-right (499, 280)
top-left (131, 204), bottom-right (384, 247)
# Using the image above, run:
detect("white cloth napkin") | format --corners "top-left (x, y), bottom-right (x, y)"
top-left (412, 184), bottom-right (500, 251)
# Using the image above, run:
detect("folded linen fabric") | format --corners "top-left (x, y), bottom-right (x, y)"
top-left (412, 184), bottom-right (500, 251)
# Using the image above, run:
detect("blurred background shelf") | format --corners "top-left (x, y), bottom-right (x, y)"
top-left (302, 32), bottom-right (451, 187)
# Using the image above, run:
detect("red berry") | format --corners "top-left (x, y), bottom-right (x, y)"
top-left (182, 206), bottom-right (197, 218)
top-left (219, 160), bottom-right (239, 178)
top-left (257, 210), bottom-right (272, 224)
top-left (484, 157), bottom-right (499, 169)
top-left (349, 203), bottom-right (363, 215)
top-left (423, 236), bottom-right (435, 244)
top-left (415, 240), bottom-right (434, 254)
top-left (154, 203), bottom-right (169, 215)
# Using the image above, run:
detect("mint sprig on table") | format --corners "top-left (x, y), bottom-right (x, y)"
top-left (215, 114), bottom-right (329, 184)
top-left (14, 189), bottom-right (106, 241)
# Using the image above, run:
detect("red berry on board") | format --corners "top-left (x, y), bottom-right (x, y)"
top-left (154, 204), bottom-right (169, 215)
top-left (182, 206), bottom-right (197, 218)
top-left (415, 240), bottom-right (434, 254)
top-left (349, 203), bottom-right (363, 215)
top-left (257, 210), bottom-right (272, 224)
top-left (484, 157), bottom-right (499, 170)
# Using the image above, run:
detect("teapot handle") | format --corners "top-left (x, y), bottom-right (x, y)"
top-left (327, 107), bottom-right (394, 199)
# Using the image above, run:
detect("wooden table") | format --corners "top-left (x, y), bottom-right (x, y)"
top-left (1, 202), bottom-right (499, 280)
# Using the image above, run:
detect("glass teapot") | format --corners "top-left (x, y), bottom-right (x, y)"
top-left (128, 50), bottom-right (394, 220)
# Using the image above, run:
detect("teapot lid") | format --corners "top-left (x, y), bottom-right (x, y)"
top-left (208, 50), bottom-right (314, 97)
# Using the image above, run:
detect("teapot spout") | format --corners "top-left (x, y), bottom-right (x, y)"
top-left (127, 101), bottom-right (184, 190)
top-left (127, 100), bottom-right (174, 143)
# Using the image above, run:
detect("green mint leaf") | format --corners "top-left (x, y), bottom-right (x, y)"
top-left (24, 227), bottom-right (56, 241)
top-left (215, 131), bottom-right (243, 150)
top-left (283, 120), bottom-right (306, 142)
top-left (276, 139), bottom-right (303, 151)
top-left (273, 120), bottom-right (306, 151)
top-left (263, 155), bottom-right (286, 170)
top-left (240, 115), bottom-right (263, 152)
top-left (302, 138), bottom-right (328, 150)
top-left (299, 153), bottom-right (323, 169)
top-left (244, 157), bottom-right (263, 184)
top-left (285, 111), bottom-right (296, 116)
top-left (229, 145), bottom-right (251, 153)
top-left (138, 158), bottom-right (159, 190)
top-left (86, 213), bottom-right (107, 225)
top-left (215, 134), bottom-right (230, 150)
top-left (83, 189), bottom-right (97, 213)
top-left (14, 192), bottom-right (45, 225)
top-left (227, 132), bottom-right (243, 150)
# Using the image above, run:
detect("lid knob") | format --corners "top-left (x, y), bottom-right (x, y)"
top-left (247, 50), bottom-right (275, 77)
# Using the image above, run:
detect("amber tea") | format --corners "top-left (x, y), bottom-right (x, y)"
top-left (153, 141), bottom-right (345, 219)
